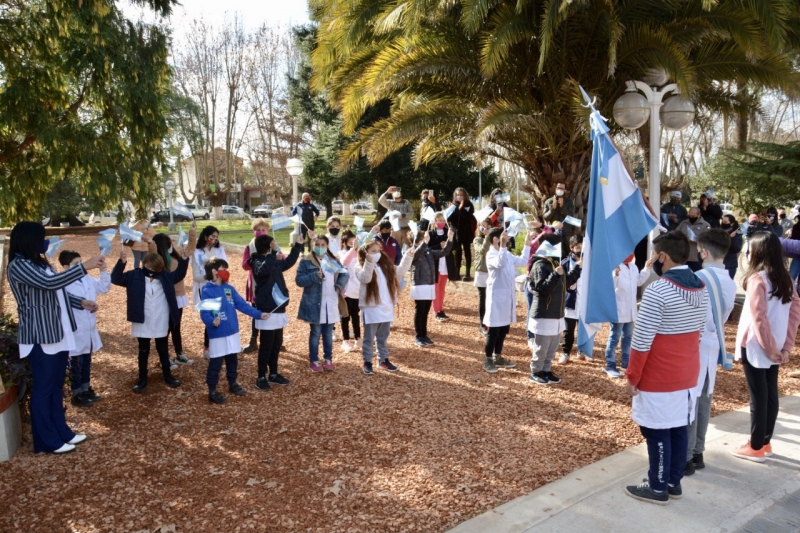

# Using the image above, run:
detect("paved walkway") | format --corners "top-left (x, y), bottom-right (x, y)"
top-left (448, 394), bottom-right (800, 533)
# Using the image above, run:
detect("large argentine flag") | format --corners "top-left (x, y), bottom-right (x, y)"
top-left (576, 89), bottom-right (659, 355)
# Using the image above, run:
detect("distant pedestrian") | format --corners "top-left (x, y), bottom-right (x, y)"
top-left (291, 193), bottom-right (320, 253)
top-left (447, 187), bottom-right (477, 281)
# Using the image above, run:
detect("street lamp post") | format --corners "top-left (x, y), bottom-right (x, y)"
top-left (613, 75), bottom-right (695, 249)
top-left (285, 158), bottom-right (304, 230)
top-left (165, 179), bottom-right (176, 231)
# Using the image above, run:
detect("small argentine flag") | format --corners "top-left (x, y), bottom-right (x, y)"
top-left (353, 216), bottom-right (365, 229)
top-left (119, 222), bottom-right (143, 243)
top-left (272, 285), bottom-right (289, 309)
top-left (271, 214), bottom-right (292, 231)
top-left (537, 240), bottom-right (561, 258)
top-left (506, 219), bottom-right (524, 238)
top-left (408, 220), bottom-right (419, 236)
top-left (46, 237), bottom-right (66, 258)
top-left (503, 207), bottom-right (524, 223)
top-left (443, 204), bottom-right (456, 220)
top-left (421, 207), bottom-right (436, 222)
top-left (473, 206), bottom-right (494, 223)
top-left (177, 226), bottom-right (189, 247)
top-left (495, 192), bottom-right (511, 204)
top-left (195, 297), bottom-right (222, 312)
top-left (563, 215), bottom-right (582, 227)
top-left (172, 201), bottom-right (194, 219)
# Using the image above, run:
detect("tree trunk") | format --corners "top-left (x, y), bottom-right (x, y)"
top-left (49, 214), bottom-right (86, 227)
top-left (525, 147), bottom-right (593, 222)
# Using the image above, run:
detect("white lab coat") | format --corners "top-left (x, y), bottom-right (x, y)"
top-left (65, 272), bottom-right (111, 356)
top-left (483, 246), bottom-right (531, 327)
top-left (613, 262), bottom-right (650, 323)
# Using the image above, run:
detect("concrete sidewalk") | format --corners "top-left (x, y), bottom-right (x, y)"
top-left (448, 394), bottom-right (800, 533)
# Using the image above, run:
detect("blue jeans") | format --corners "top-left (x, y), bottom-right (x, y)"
top-left (790, 258), bottom-right (800, 281)
top-left (605, 322), bottom-right (633, 370)
top-left (28, 346), bottom-right (76, 452)
top-left (69, 353), bottom-right (91, 392)
top-left (640, 425), bottom-right (688, 492)
top-left (309, 323), bottom-right (334, 362)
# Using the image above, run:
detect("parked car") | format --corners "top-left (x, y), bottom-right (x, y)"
top-left (79, 211), bottom-right (120, 224)
top-left (213, 206), bottom-right (250, 220)
top-left (349, 202), bottom-right (377, 216)
top-left (152, 210), bottom-right (193, 223)
top-left (332, 199), bottom-right (344, 215)
top-left (718, 202), bottom-right (734, 217)
top-left (313, 203), bottom-right (326, 217)
top-left (251, 204), bottom-right (273, 217)
top-left (184, 204), bottom-right (210, 220)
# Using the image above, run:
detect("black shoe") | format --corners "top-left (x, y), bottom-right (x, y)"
top-left (693, 453), bottom-right (705, 469)
top-left (84, 387), bottom-right (101, 402)
top-left (268, 373), bottom-right (290, 386)
top-left (483, 357), bottom-right (498, 374)
top-left (624, 480), bottom-right (669, 505)
top-left (642, 478), bottom-right (682, 499)
top-left (462, 275), bottom-right (473, 282)
top-left (379, 359), bottom-right (398, 372)
top-left (545, 371), bottom-right (561, 384)
top-left (422, 336), bottom-right (435, 346)
top-left (242, 337), bottom-right (257, 353)
top-left (363, 362), bottom-right (374, 375)
top-left (434, 312), bottom-right (449, 322)
top-left (229, 383), bottom-right (246, 396)
top-left (132, 378), bottom-right (148, 393)
top-left (208, 390), bottom-right (227, 404)
top-left (683, 459), bottom-right (696, 476)
top-left (529, 371), bottom-right (548, 385)
top-left (414, 337), bottom-right (427, 347)
top-left (164, 376), bottom-right (181, 388)
top-left (280, 345), bottom-right (287, 352)
top-left (71, 392), bottom-right (94, 407)
top-left (255, 376), bottom-right (271, 391)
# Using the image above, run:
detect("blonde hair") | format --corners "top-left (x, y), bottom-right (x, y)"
top-left (251, 218), bottom-right (270, 231)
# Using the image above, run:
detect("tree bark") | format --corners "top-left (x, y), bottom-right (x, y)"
top-left (525, 147), bottom-right (592, 221)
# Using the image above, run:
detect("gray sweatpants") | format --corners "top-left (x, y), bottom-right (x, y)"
top-left (530, 333), bottom-right (560, 373)
top-left (362, 321), bottom-right (391, 363)
top-left (687, 373), bottom-right (712, 458)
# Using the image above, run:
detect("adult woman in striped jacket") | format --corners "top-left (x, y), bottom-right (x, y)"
top-left (6, 222), bottom-right (105, 454)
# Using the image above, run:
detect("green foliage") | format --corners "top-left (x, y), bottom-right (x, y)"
top-left (699, 141), bottom-right (800, 215)
top-left (0, 0), bottom-right (177, 223)
top-left (0, 315), bottom-right (29, 412)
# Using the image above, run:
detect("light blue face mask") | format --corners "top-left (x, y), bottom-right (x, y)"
top-left (314, 246), bottom-right (327, 257)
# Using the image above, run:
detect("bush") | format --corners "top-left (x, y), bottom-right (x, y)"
top-left (0, 314), bottom-right (30, 409)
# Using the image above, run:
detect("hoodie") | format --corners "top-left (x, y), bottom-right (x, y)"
top-left (626, 266), bottom-right (708, 393)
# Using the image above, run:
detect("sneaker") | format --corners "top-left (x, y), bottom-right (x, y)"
top-left (683, 459), bottom-right (696, 476)
top-left (462, 275), bottom-right (473, 282)
top-left (693, 452), bottom-right (705, 468)
top-left (414, 337), bottom-right (427, 347)
top-left (624, 480), bottom-right (669, 506)
top-left (363, 362), bottom-right (374, 375)
top-left (574, 352), bottom-right (585, 361)
top-left (268, 374), bottom-right (290, 386)
top-left (176, 353), bottom-right (193, 365)
top-left (208, 390), bottom-right (227, 404)
top-left (84, 387), bottom-right (101, 402)
top-left (242, 338), bottom-right (257, 353)
top-left (422, 336), bottom-right (435, 346)
top-left (493, 355), bottom-right (516, 369)
top-left (228, 383), bottom-right (246, 396)
top-left (557, 353), bottom-right (570, 365)
top-left (203, 349), bottom-right (210, 360)
top-left (280, 345), bottom-right (287, 352)
top-left (169, 358), bottom-right (179, 371)
top-left (164, 376), bottom-right (181, 388)
top-left (581, 351), bottom-right (594, 361)
top-left (527, 338), bottom-right (536, 351)
top-left (434, 312), bottom-right (449, 322)
top-left (132, 378), bottom-right (148, 393)
top-left (53, 443), bottom-right (76, 454)
top-left (529, 371), bottom-right (548, 385)
top-left (483, 358), bottom-right (498, 374)
top-left (620, 366), bottom-right (628, 372)
top-left (605, 368), bottom-right (623, 379)
top-left (323, 359), bottom-right (335, 371)
top-left (71, 392), bottom-right (94, 408)
top-left (332, 330), bottom-right (337, 341)
top-left (309, 361), bottom-right (324, 373)
top-left (355, 338), bottom-right (363, 350)
top-left (545, 371), bottom-right (561, 384)
top-left (379, 359), bottom-right (398, 372)
top-left (763, 444), bottom-right (773, 457)
top-left (255, 376), bottom-right (271, 391)
top-left (730, 441), bottom-right (766, 463)
top-left (643, 479), bottom-right (682, 499)
top-left (342, 340), bottom-right (354, 353)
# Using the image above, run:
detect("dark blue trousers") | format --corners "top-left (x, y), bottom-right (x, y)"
top-left (69, 353), bottom-right (91, 392)
top-left (640, 425), bottom-right (688, 492)
top-left (28, 346), bottom-right (76, 452)
top-left (206, 353), bottom-right (238, 392)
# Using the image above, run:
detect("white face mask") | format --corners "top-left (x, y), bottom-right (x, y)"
top-left (168, 246), bottom-right (174, 254)
top-left (369, 252), bottom-right (382, 263)
top-left (556, 189), bottom-right (565, 197)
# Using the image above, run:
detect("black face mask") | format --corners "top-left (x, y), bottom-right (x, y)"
top-left (39, 239), bottom-right (49, 255)
top-left (780, 213), bottom-right (787, 220)
top-left (697, 251), bottom-right (704, 264)
top-left (329, 228), bottom-right (340, 236)
top-left (380, 232), bottom-right (391, 239)
top-left (653, 258), bottom-right (664, 277)
top-left (688, 217), bottom-right (699, 224)
top-left (721, 224), bottom-right (732, 231)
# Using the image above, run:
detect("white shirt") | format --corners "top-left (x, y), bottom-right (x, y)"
top-left (736, 272), bottom-right (792, 369)
top-left (338, 248), bottom-right (361, 299)
top-left (208, 332), bottom-right (241, 358)
top-left (20, 268), bottom-right (77, 358)
top-left (632, 389), bottom-right (694, 429)
top-left (327, 234), bottom-right (342, 256)
top-left (695, 264), bottom-right (737, 397)
top-left (319, 269), bottom-right (340, 324)
top-left (255, 312), bottom-right (289, 331)
top-left (613, 262), bottom-right (650, 323)
top-left (132, 277), bottom-right (170, 339)
top-left (192, 246), bottom-right (227, 304)
top-left (65, 272), bottom-right (111, 356)
top-left (484, 245), bottom-right (530, 327)
top-left (527, 317), bottom-right (566, 336)
top-left (362, 265), bottom-right (395, 324)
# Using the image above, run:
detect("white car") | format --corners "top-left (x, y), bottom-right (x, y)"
top-left (184, 204), bottom-right (211, 220)
top-left (349, 202), bottom-right (377, 216)
top-left (214, 206), bottom-right (250, 220)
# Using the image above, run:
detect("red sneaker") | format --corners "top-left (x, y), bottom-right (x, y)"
top-left (730, 442), bottom-right (766, 463)
top-left (323, 360), bottom-right (335, 372)
top-left (309, 361), bottom-right (324, 373)
top-left (763, 443), bottom-right (773, 457)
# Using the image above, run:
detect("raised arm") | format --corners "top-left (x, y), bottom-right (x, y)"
top-left (7, 260), bottom-right (87, 292)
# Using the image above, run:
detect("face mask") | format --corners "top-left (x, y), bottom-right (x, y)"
top-left (217, 270), bottom-right (230, 283)
top-left (40, 239), bottom-right (49, 254)
top-left (206, 235), bottom-right (217, 246)
top-left (721, 223), bottom-right (732, 231)
top-left (314, 246), bottom-right (327, 257)
top-left (380, 232), bottom-right (391, 239)
top-left (556, 189), bottom-right (565, 197)
top-left (254, 230), bottom-right (267, 237)
top-left (303, 197), bottom-right (310, 203)
top-left (653, 257), bottom-right (664, 277)
top-left (435, 222), bottom-right (446, 229)
top-left (369, 252), bottom-right (382, 263)
top-left (768, 216), bottom-right (775, 222)
top-left (670, 198), bottom-right (680, 205)
top-left (697, 251), bottom-right (704, 263)
top-left (168, 246), bottom-right (174, 254)
top-left (688, 217), bottom-right (699, 224)
top-left (329, 228), bottom-right (340, 236)
top-left (779, 213), bottom-right (787, 220)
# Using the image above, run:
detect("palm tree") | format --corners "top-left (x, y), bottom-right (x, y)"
top-left (309, 0), bottom-right (799, 216)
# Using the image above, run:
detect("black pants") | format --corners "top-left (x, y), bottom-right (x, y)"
top-left (478, 286), bottom-right (486, 326)
top-left (414, 299), bottom-right (432, 338)
top-left (485, 325), bottom-right (510, 357)
top-left (137, 336), bottom-right (173, 381)
top-left (454, 238), bottom-right (472, 277)
top-left (250, 316), bottom-right (258, 340)
top-left (203, 328), bottom-right (209, 349)
top-left (341, 297), bottom-right (361, 340)
top-left (206, 353), bottom-right (238, 392)
top-left (169, 308), bottom-right (184, 354)
top-left (562, 317), bottom-right (577, 354)
top-left (257, 328), bottom-right (283, 378)
top-left (742, 349), bottom-right (780, 450)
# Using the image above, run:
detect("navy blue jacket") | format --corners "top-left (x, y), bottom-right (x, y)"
top-left (560, 256), bottom-right (581, 311)
top-left (250, 243), bottom-right (303, 313)
top-left (111, 257), bottom-right (188, 326)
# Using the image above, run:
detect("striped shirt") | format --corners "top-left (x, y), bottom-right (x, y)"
top-left (631, 276), bottom-right (707, 352)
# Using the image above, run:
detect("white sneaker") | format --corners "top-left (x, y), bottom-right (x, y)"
top-left (203, 349), bottom-right (210, 360)
top-left (169, 358), bottom-right (179, 371)
top-left (527, 338), bottom-right (536, 350)
top-left (68, 434), bottom-right (87, 445)
top-left (557, 353), bottom-right (570, 365)
top-left (341, 340), bottom-right (354, 353)
top-left (53, 443), bottom-right (76, 454)
top-left (605, 368), bottom-right (623, 378)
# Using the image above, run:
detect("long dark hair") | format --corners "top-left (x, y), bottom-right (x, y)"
top-left (722, 214), bottom-right (739, 232)
top-left (153, 233), bottom-right (180, 270)
top-left (357, 241), bottom-right (399, 305)
top-left (8, 221), bottom-right (49, 268)
top-left (743, 231), bottom-right (794, 304)
top-left (197, 225), bottom-right (221, 249)
top-left (792, 221), bottom-right (800, 241)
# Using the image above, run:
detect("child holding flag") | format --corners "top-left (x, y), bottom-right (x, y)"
top-left (429, 212), bottom-right (458, 322)
top-left (296, 233), bottom-right (349, 372)
top-left (200, 258), bottom-right (270, 404)
top-left (410, 228), bottom-right (454, 347)
top-left (249, 231), bottom-right (304, 390)
top-left (242, 218), bottom-right (271, 353)
top-left (326, 216), bottom-right (343, 255)
top-left (338, 230), bottom-right (363, 352)
top-left (193, 226), bottom-right (227, 357)
top-left (472, 218), bottom-right (493, 335)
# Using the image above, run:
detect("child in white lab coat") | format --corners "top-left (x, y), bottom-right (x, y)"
top-left (604, 253), bottom-right (651, 378)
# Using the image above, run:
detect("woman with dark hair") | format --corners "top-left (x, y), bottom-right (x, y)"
top-left (6, 222), bottom-right (104, 454)
top-left (193, 225), bottom-right (227, 357)
top-left (419, 190), bottom-right (440, 231)
top-left (732, 231), bottom-right (800, 462)
top-left (721, 214), bottom-right (743, 280)
top-left (764, 207), bottom-right (785, 239)
top-left (447, 187), bottom-right (477, 281)
top-left (698, 194), bottom-right (722, 228)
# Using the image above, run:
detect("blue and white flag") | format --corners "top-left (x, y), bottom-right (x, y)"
top-left (194, 297), bottom-right (222, 312)
top-left (537, 240), bottom-right (561, 258)
top-left (576, 87), bottom-right (659, 357)
top-left (506, 219), bottom-right (524, 238)
top-left (271, 214), bottom-right (292, 231)
top-left (443, 204), bottom-right (456, 221)
top-left (503, 207), bottom-right (524, 223)
top-left (172, 201), bottom-right (194, 219)
top-left (421, 207), bottom-right (436, 222)
top-left (99, 228), bottom-right (118, 238)
top-left (353, 216), bottom-right (365, 230)
top-left (357, 231), bottom-right (372, 245)
top-left (320, 256), bottom-right (346, 275)
top-left (98, 234), bottom-right (114, 257)
top-left (686, 226), bottom-right (697, 242)
top-left (119, 222), bottom-right (143, 243)
top-left (473, 205), bottom-right (494, 223)
top-left (177, 226), bottom-right (189, 247)
top-left (408, 220), bottom-right (419, 236)
top-left (495, 192), bottom-right (511, 204)
top-left (563, 215), bottom-right (583, 227)
top-left (46, 237), bottom-right (66, 258)
top-left (271, 284), bottom-right (289, 310)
